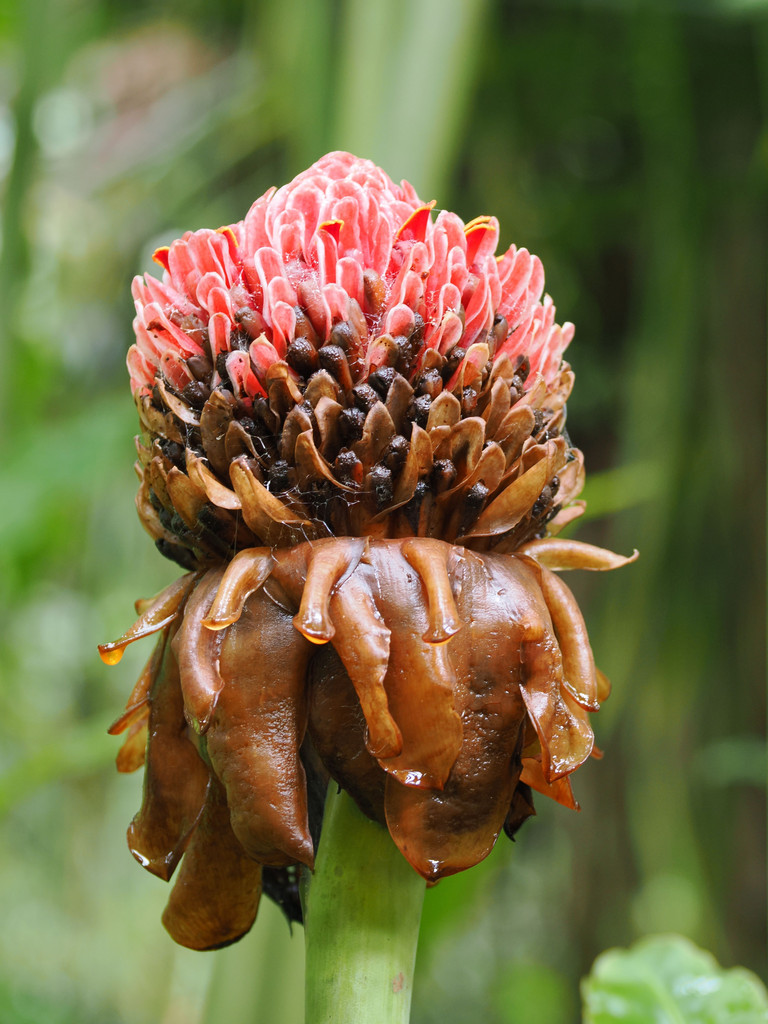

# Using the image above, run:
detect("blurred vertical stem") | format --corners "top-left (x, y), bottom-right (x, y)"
top-left (590, 9), bottom-right (713, 945)
top-left (255, 0), bottom-right (335, 169)
top-left (332, 0), bottom-right (490, 197)
top-left (303, 786), bottom-right (426, 1024)
top-left (201, 897), bottom-right (305, 1024)
top-left (0, 0), bottom-right (46, 441)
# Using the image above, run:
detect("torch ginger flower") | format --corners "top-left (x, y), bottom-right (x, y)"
top-left (102, 152), bottom-right (636, 951)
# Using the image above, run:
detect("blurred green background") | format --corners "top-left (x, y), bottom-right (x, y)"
top-left (0, 0), bottom-right (764, 1021)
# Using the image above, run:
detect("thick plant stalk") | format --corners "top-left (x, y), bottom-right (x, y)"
top-left (304, 785), bottom-right (426, 1024)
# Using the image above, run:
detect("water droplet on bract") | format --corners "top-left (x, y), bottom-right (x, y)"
top-left (98, 643), bottom-right (124, 665)
top-left (130, 848), bottom-right (150, 868)
top-left (427, 859), bottom-right (442, 880)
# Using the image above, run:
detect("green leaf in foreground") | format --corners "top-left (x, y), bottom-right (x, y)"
top-left (582, 934), bottom-right (768, 1024)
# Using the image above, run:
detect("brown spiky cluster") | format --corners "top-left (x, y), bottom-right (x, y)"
top-left (135, 333), bottom-right (581, 572)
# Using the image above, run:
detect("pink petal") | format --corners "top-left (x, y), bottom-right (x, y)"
top-left (161, 351), bottom-right (194, 391)
top-left (127, 344), bottom-right (156, 390)
top-left (243, 189), bottom-right (275, 254)
top-left (267, 275), bottom-right (298, 308)
top-left (167, 239), bottom-right (200, 303)
top-left (209, 312), bottom-right (232, 358)
top-left (337, 256), bottom-right (365, 308)
top-left (323, 283), bottom-right (349, 324)
top-left (333, 194), bottom-right (364, 253)
top-left (462, 277), bottom-right (494, 347)
top-left (298, 276), bottom-right (331, 341)
top-left (433, 311), bottom-right (464, 355)
top-left (143, 302), bottom-right (204, 357)
top-left (196, 271), bottom-right (227, 310)
top-left (306, 229), bottom-right (339, 286)
top-left (464, 216), bottom-right (499, 266)
top-left (216, 225), bottom-right (241, 268)
top-left (271, 301), bottom-right (296, 354)
top-left (249, 337), bottom-right (281, 379)
top-left (396, 203), bottom-right (435, 244)
top-left (225, 350), bottom-right (260, 402)
top-left (384, 303), bottom-right (416, 339)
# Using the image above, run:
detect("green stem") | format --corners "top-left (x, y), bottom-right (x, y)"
top-left (303, 785), bottom-right (426, 1024)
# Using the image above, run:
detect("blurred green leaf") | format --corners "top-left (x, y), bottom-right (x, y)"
top-left (579, 459), bottom-right (663, 520)
top-left (0, 395), bottom-right (134, 542)
top-left (582, 935), bottom-right (768, 1024)
top-left (0, 979), bottom-right (107, 1024)
top-left (0, 718), bottom-right (115, 818)
top-left (493, 962), bottom-right (575, 1024)
top-left (694, 736), bottom-right (767, 789)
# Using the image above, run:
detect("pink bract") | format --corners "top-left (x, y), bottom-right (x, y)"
top-left (128, 151), bottom-right (573, 399)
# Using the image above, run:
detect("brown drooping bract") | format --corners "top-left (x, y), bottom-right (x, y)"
top-left (102, 152), bottom-right (636, 950)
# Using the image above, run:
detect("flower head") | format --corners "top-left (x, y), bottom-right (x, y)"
top-left (130, 151), bottom-right (570, 398)
top-left (103, 152), bottom-right (635, 950)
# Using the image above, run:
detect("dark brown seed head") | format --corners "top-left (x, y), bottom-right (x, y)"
top-left (287, 338), bottom-right (320, 378)
top-left (363, 269), bottom-right (386, 316)
top-left (181, 381), bottom-right (211, 410)
top-left (268, 460), bottom-right (292, 492)
top-left (410, 395), bottom-right (432, 427)
top-left (330, 321), bottom-right (354, 353)
top-left (235, 306), bottom-right (267, 339)
top-left (352, 383), bottom-right (380, 413)
top-left (318, 346), bottom-right (354, 393)
top-left (368, 367), bottom-right (396, 398)
top-left (461, 388), bottom-right (478, 415)
top-left (442, 346), bottom-right (466, 383)
top-left (459, 482), bottom-right (489, 534)
top-left (392, 335), bottom-right (415, 373)
top-left (368, 465), bottom-right (394, 510)
top-left (431, 459), bottom-right (457, 493)
top-left (416, 369), bottom-right (443, 399)
top-left (490, 314), bottom-right (509, 355)
top-left (514, 355), bottom-right (531, 383)
top-left (339, 407), bottom-right (365, 443)
top-left (334, 449), bottom-right (363, 486)
top-left (384, 435), bottom-right (409, 473)
top-left (187, 354), bottom-right (213, 381)
top-left (293, 306), bottom-right (320, 346)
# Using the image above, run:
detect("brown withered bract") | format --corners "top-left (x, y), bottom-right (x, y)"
top-left (102, 152), bottom-right (636, 951)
